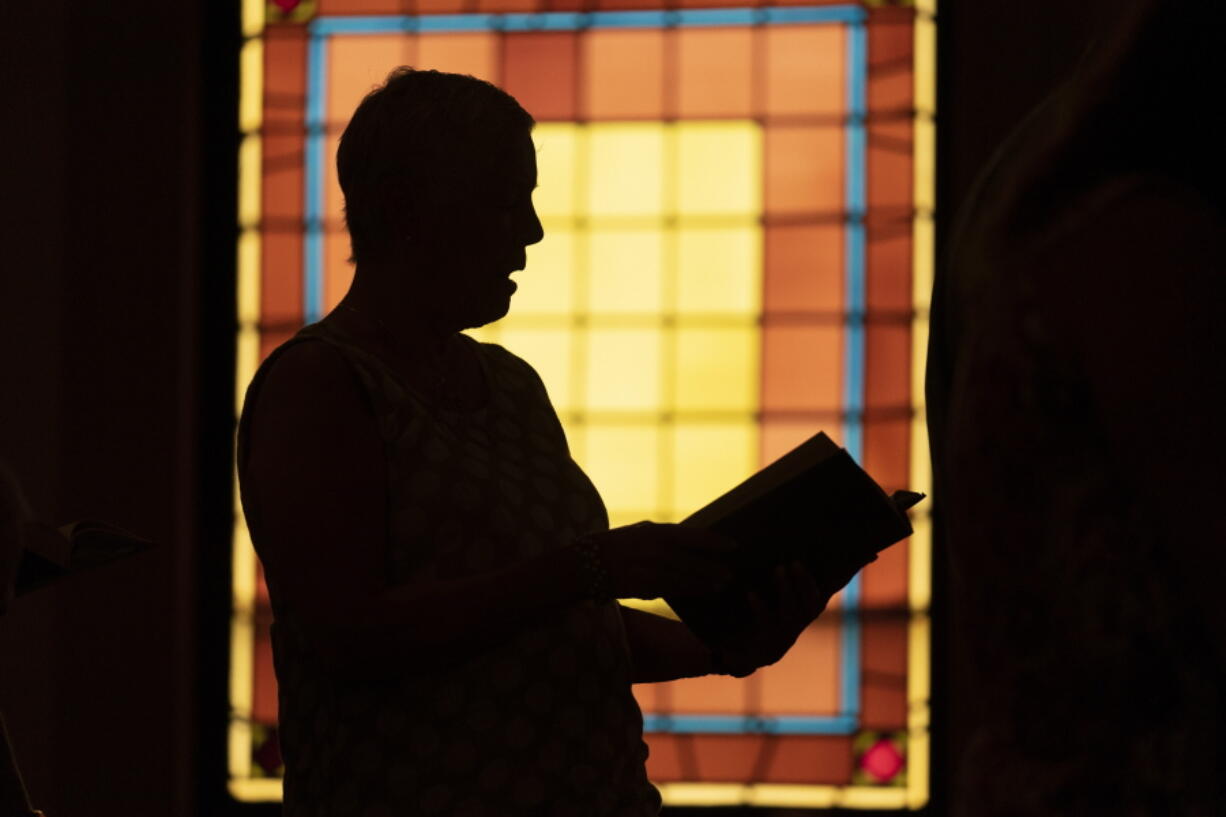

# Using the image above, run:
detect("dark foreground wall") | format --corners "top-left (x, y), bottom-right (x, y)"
top-left (0, 1), bottom-right (1114, 815)
top-left (0, 1), bottom-right (232, 815)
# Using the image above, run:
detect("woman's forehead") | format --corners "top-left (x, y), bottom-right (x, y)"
top-left (505, 134), bottom-right (538, 182)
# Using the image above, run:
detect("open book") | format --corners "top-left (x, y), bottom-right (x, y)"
top-left (664, 432), bottom-right (923, 645)
top-left (15, 520), bottom-right (155, 596)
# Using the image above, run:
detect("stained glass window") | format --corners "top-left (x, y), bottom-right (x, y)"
top-left (231, 0), bottom-right (935, 808)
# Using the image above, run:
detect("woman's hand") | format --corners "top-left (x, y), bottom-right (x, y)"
top-left (709, 556), bottom-right (872, 678)
top-left (594, 522), bottom-right (738, 601)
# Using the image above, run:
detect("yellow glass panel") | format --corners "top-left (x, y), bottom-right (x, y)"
top-left (676, 121), bottom-right (761, 216)
top-left (907, 8), bottom-right (936, 810)
top-left (517, 229), bottom-right (574, 315)
top-left (228, 525), bottom-right (257, 781)
top-left (239, 39), bottom-right (263, 133)
top-left (580, 425), bottom-right (659, 515)
top-left (532, 124), bottom-right (578, 219)
top-left (619, 597), bottom-right (677, 620)
top-left (587, 228), bottom-right (664, 314)
top-left (241, 0), bottom-right (262, 38)
top-left (674, 327), bottom-right (759, 414)
top-left (228, 778), bottom-right (282, 803)
top-left (670, 423), bottom-right (756, 519)
top-left (655, 782), bottom-right (911, 809)
top-left (584, 328), bottom-right (661, 411)
top-left (676, 226), bottom-right (762, 315)
top-left (497, 327), bottom-right (573, 410)
top-left (238, 134), bottom-right (261, 229)
top-left (587, 124), bottom-right (666, 218)
top-left (607, 509), bottom-right (651, 529)
top-left (237, 229), bottom-right (260, 325)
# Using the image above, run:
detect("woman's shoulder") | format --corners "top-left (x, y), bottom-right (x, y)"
top-left (239, 331), bottom-right (379, 462)
top-left (469, 338), bottom-right (550, 395)
top-left (249, 332), bottom-right (364, 409)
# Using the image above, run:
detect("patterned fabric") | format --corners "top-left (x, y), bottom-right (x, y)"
top-left (238, 320), bottom-right (662, 817)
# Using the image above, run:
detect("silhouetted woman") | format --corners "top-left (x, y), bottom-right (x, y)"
top-left (238, 68), bottom-right (827, 816)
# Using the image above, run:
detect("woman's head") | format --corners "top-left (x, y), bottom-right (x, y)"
top-left (337, 68), bottom-right (543, 328)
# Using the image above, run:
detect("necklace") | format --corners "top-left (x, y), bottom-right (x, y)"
top-left (339, 302), bottom-right (454, 397)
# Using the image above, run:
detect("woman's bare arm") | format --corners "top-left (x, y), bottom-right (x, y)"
top-left (619, 605), bottom-right (713, 683)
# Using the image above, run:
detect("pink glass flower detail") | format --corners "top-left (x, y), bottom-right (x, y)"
top-left (859, 737), bottom-right (905, 783)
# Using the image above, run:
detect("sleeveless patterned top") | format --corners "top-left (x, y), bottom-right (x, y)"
top-left (238, 321), bottom-right (662, 817)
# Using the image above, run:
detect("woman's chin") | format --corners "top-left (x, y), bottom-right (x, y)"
top-left (488, 296), bottom-right (513, 324)
top-left (460, 296), bottom-right (512, 331)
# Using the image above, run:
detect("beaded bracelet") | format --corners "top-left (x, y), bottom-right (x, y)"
top-left (574, 534), bottom-right (613, 601)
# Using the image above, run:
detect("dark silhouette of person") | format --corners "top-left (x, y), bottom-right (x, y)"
top-left (0, 466), bottom-right (42, 817)
top-left (0, 465), bottom-right (24, 619)
top-left (927, 1), bottom-right (1225, 814)
top-left (237, 68), bottom-right (833, 816)
top-left (0, 464), bottom-right (153, 817)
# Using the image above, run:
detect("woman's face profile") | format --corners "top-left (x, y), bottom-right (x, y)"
top-left (405, 128), bottom-right (544, 331)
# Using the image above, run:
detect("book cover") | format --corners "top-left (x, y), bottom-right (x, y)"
top-left (16, 520), bottom-right (155, 596)
top-left (665, 431), bottom-right (923, 646)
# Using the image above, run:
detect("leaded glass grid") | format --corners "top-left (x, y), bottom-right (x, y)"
top-left (231, 0), bottom-right (935, 807)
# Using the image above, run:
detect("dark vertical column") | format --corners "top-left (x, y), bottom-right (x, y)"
top-left (932, 1), bottom-right (1121, 815)
top-left (199, 0), bottom-right (242, 813)
top-left (0, 0), bottom-right (68, 809)
top-left (49, 2), bottom-right (203, 814)
top-left (0, 1), bottom-right (223, 815)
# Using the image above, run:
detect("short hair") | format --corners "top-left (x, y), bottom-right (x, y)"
top-left (336, 67), bottom-right (535, 265)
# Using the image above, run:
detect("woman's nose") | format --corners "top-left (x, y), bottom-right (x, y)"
top-left (524, 206), bottom-right (544, 246)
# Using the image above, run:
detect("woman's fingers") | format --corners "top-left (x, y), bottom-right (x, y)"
top-left (747, 590), bottom-right (768, 626)
top-left (672, 530), bottom-right (738, 593)
top-left (790, 561), bottom-right (824, 619)
top-left (771, 564), bottom-right (795, 621)
top-left (817, 554), bottom-right (871, 598)
top-left (695, 554), bottom-right (735, 587)
top-left (660, 554), bottom-right (733, 596)
top-left (603, 521), bottom-right (743, 599)
top-left (772, 562), bottom-right (813, 622)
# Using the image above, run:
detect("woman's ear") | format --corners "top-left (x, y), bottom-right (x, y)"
top-left (381, 182), bottom-right (417, 237)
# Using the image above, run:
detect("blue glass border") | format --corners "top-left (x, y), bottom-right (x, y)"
top-left (310, 6), bottom-right (864, 36)
top-left (839, 17), bottom-right (868, 719)
top-left (642, 713), bottom-right (859, 735)
top-left (301, 5), bottom-right (869, 737)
